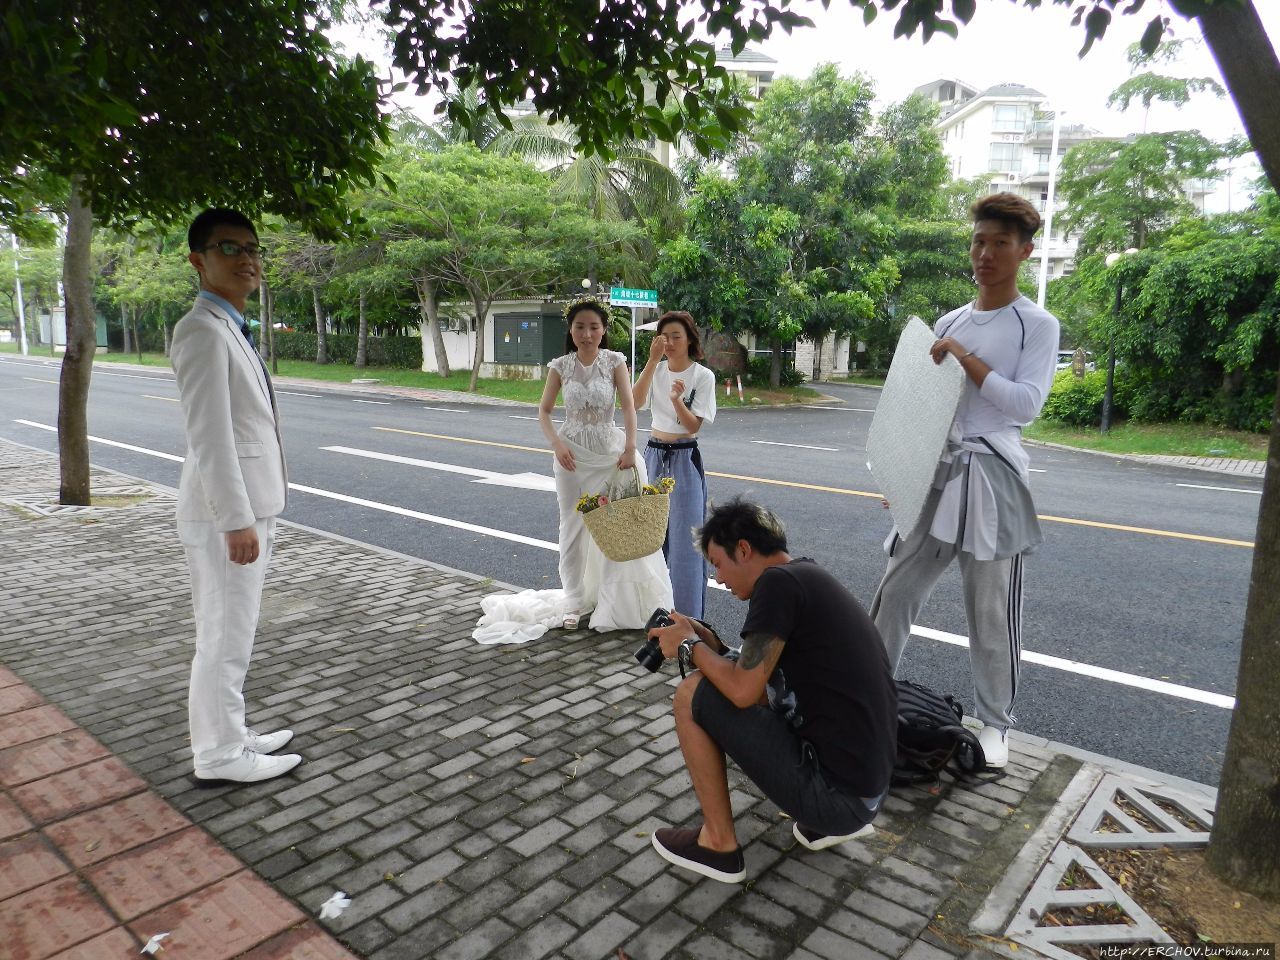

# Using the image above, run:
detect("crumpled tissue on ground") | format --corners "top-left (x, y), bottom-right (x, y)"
top-left (319, 890), bottom-right (352, 920)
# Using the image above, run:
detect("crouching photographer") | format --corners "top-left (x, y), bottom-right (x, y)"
top-left (646, 498), bottom-right (898, 884)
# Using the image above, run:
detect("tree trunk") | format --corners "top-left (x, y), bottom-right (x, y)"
top-left (121, 305), bottom-right (132, 355)
top-left (356, 289), bottom-right (368, 369)
top-left (313, 286), bottom-right (328, 364)
top-left (132, 308), bottom-right (142, 364)
top-left (1206, 364), bottom-right (1280, 897)
top-left (267, 287), bottom-right (278, 375)
top-left (162, 321), bottom-right (171, 358)
top-left (258, 278), bottom-right (271, 361)
top-left (468, 293), bottom-right (487, 392)
top-left (1188, 0), bottom-right (1280, 899)
top-left (1189, 0), bottom-right (1280, 193)
top-left (769, 340), bottom-right (782, 389)
top-left (416, 277), bottom-right (450, 378)
top-left (56, 176), bottom-right (95, 506)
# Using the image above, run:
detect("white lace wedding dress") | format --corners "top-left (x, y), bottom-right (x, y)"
top-left (473, 350), bottom-right (673, 643)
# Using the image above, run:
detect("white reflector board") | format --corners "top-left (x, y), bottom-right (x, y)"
top-left (866, 317), bottom-right (966, 538)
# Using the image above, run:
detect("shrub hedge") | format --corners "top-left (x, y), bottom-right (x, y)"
top-left (272, 331), bottom-right (422, 369)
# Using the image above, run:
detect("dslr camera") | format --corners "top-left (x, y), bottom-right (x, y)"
top-left (634, 608), bottom-right (675, 672)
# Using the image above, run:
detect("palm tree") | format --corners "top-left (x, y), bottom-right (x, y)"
top-left (492, 119), bottom-right (684, 286)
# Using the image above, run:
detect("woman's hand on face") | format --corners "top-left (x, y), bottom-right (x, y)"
top-left (669, 378), bottom-right (686, 403)
top-left (617, 448), bottom-right (636, 470)
top-left (554, 442), bottom-right (576, 472)
top-left (649, 335), bottom-right (667, 363)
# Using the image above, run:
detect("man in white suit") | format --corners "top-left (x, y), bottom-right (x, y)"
top-left (173, 208), bottom-right (300, 783)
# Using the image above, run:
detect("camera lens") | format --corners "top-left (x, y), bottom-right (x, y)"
top-left (634, 638), bottom-right (665, 672)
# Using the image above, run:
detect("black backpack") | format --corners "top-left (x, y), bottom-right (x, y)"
top-left (892, 680), bottom-right (986, 785)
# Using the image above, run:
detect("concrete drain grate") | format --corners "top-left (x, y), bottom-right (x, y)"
top-left (1, 485), bottom-right (171, 518)
top-left (1068, 774), bottom-right (1214, 849)
top-left (1006, 841), bottom-right (1172, 959)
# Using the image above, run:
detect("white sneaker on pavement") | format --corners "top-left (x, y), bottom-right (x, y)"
top-left (792, 821), bottom-right (875, 851)
top-left (195, 749), bottom-right (302, 784)
top-left (245, 729), bottom-right (294, 754)
top-left (978, 725), bottom-right (1009, 769)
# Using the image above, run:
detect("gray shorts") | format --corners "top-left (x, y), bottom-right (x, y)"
top-left (691, 678), bottom-right (884, 836)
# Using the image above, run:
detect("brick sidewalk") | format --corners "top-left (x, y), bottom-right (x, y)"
top-left (1, 441), bottom-right (1085, 960)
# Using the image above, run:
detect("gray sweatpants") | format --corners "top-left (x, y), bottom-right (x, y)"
top-left (869, 531), bottom-right (1024, 730)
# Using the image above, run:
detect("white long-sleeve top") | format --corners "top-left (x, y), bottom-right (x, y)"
top-left (922, 296), bottom-right (1060, 559)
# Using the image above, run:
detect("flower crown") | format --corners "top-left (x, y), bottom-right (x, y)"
top-left (562, 294), bottom-right (612, 320)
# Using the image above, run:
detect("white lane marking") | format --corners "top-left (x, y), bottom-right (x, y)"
top-left (24, 377), bottom-right (58, 384)
top-left (352, 399), bottom-right (390, 405)
top-left (751, 440), bottom-right (838, 452)
top-left (289, 483), bottom-right (558, 549)
top-left (12, 418), bottom-right (1234, 707)
top-left (143, 394), bottom-right (179, 403)
top-left (324, 445), bottom-right (497, 479)
top-left (910, 624), bottom-right (1234, 709)
top-left (277, 390), bottom-right (324, 399)
top-left (15, 420), bottom-right (184, 461)
top-left (808, 406), bottom-right (876, 413)
top-left (323, 445), bottom-right (557, 492)
top-left (1176, 482), bottom-right (1261, 496)
top-left (421, 405), bottom-right (466, 414)
top-left (91, 369), bottom-right (176, 383)
top-left (473, 473), bottom-right (557, 492)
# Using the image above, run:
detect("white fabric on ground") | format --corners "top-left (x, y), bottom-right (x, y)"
top-left (472, 589), bottom-right (575, 644)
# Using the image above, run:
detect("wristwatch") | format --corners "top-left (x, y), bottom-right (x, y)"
top-left (678, 636), bottom-right (703, 674)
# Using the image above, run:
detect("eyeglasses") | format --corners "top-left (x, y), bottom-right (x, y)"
top-left (202, 241), bottom-right (266, 259)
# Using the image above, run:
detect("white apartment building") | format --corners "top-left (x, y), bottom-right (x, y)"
top-left (913, 79), bottom-right (1102, 281)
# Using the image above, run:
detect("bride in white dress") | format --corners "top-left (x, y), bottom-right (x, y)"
top-left (472, 296), bottom-right (672, 643)
top-left (540, 297), bottom-right (673, 631)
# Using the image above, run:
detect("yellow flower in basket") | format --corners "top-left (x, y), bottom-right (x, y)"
top-left (578, 468), bottom-right (675, 562)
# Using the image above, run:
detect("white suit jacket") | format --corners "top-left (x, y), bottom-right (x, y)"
top-left (171, 296), bottom-right (288, 531)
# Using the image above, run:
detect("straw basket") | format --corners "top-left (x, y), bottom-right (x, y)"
top-left (581, 468), bottom-right (670, 563)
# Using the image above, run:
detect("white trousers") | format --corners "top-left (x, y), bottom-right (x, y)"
top-left (178, 516), bottom-right (274, 767)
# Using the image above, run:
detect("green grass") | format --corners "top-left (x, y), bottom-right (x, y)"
top-left (1025, 419), bottom-right (1269, 460)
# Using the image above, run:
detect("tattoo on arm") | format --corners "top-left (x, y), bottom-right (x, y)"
top-left (739, 631), bottom-right (784, 671)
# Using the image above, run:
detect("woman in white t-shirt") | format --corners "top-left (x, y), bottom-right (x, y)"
top-left (632, 311), bottom-right (718, 619)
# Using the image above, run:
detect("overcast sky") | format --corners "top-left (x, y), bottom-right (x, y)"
top-left (338, 2), bottom-right (1279, 208)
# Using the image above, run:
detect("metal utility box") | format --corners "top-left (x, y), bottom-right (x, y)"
top-left (492, 307), bottom-right (566, 366)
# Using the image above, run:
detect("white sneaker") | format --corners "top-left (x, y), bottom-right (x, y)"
top-left (245, 729), bottom-right (294, 754)
top-left (978, 725), bottom-right (1009, 769)
top-left (195, 749), bottom-right (302, 783)
top-left (792, 821), bottom-right (875, 851)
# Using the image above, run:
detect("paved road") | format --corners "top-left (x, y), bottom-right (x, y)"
top-left (0, 355), bottom-right (1260, 785)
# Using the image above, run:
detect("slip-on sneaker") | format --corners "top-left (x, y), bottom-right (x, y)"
top-left (977, 725), bottom-right (1009, 769)
top-left (245, 729), bottom-right (294, 754)
top-left (792, 821), bottom-right (875, 851)
top-left (651, 826), bottom-right (746, 883)
top-left (194, 749), bottom-right (302, 784)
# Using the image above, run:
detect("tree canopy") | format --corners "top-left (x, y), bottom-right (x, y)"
top-left (1, 0), bottom-right (389, 237)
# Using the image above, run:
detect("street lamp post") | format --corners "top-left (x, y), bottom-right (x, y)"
top-left (1101, 248), bottom-right (1138, 434)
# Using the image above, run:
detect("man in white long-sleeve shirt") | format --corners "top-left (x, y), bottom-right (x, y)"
top-left (870, 192), bottom-right (1059, 769)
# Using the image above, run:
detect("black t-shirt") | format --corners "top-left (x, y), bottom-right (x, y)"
top-left (741, 558), bottom-right (897, 796)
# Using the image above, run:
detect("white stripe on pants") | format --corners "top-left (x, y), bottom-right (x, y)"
top-left (178, 516), bottom-right (274, 767)
top-left (869, 533), bottom-right (1024, 729)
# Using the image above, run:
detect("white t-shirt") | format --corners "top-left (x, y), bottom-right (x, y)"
top-left (641, 360), bottom-right (718, 436)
